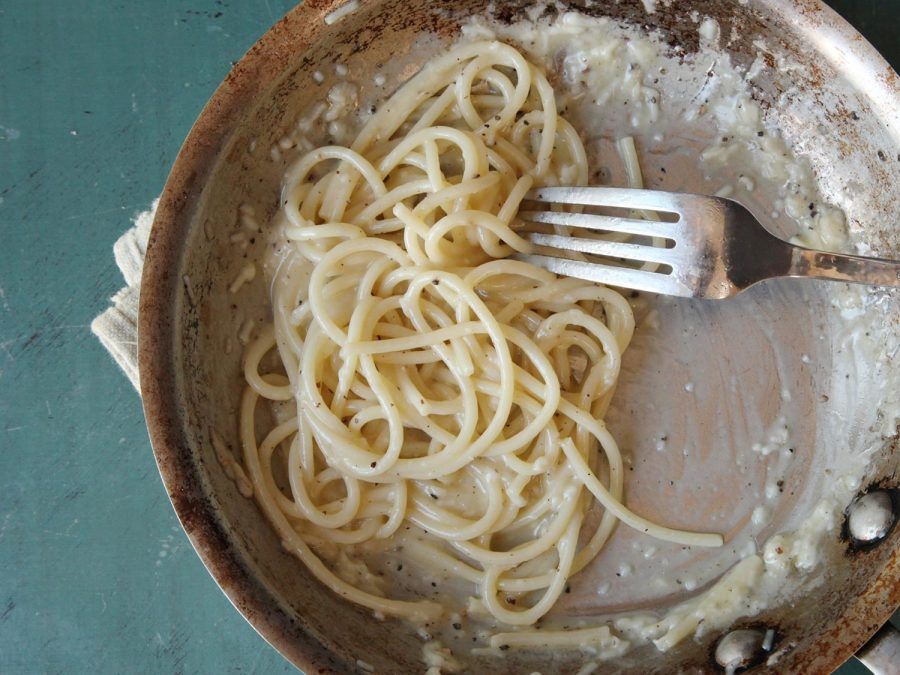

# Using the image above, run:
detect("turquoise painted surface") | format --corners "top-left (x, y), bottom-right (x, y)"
top-left (0, 1), bottom-right (895, 673)
top-left (0, 2), bottom-right (298, 673)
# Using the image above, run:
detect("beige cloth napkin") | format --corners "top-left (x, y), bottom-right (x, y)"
top-left (90, 200), bottom-right (158, 391)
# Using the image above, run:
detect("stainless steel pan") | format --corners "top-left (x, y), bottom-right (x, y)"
top-left (139, 1), bottom-right (900, 672)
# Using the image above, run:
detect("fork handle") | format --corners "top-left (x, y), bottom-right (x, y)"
top-left (788, 246), bottom-right (900, 288)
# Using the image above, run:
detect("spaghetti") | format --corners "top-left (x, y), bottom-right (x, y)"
top-left (239, 40), bottom-right (722, 633)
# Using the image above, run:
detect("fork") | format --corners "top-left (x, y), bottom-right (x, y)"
top-left (515, 186), bottom-right (900, 299)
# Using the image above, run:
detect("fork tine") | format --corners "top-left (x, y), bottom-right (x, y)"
top-left (514, 253), bottom-right (693, 297)
top-left (519, 210), bottom-right (677, 239)
top-left (527, 186), bottom-right (685, 215)
top-left (525, 232), bottom-right (680, 266)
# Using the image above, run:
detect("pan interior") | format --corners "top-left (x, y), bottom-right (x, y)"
top-left (167, 1), bottom-right (900, 672)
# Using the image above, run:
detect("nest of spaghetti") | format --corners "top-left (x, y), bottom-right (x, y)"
top-left (238, 40), bottom-right (719, 632)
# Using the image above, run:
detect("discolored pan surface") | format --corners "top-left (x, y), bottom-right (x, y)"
top-left (140, 1), bottom-right (899, 672)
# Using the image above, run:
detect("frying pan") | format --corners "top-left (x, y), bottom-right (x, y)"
top-left (138, 0), bottom-right (900, 672)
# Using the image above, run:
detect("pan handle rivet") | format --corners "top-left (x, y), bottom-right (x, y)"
top-left (847, 490), bottom-right (896, 546)
top-left (715, 628), bottom-right (775, 671)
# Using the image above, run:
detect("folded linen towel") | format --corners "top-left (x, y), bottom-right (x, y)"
top-left (90, 200), bottom-right (158, 390)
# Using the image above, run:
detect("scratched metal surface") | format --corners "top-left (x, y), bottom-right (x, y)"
top-left (0, 1), bottom-right (895, 673)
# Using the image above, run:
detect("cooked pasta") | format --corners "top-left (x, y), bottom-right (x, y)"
top-left (238, 39), bottom-right (722, 634)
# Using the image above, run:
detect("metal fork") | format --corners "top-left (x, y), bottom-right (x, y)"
top-left (515, 186), bottom-right (900, 299)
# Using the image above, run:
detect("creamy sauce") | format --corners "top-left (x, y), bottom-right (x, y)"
top-left (232, 5), bottom-right (899, 671)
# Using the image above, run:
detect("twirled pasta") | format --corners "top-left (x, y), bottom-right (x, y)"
top-left (239, 40), bottom-right (721, 633)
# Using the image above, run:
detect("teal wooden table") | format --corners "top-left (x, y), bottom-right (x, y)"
top-left (0, 2), bottom-right (895, 673)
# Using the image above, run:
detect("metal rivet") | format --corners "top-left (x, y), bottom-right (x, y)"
top-left (847, 490), bottom-right (896, 546)
top-left (715, 628), bottom-right (774, 671)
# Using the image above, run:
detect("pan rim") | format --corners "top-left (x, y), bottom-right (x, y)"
top-left (137, 1), bottom-right (900, 672)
